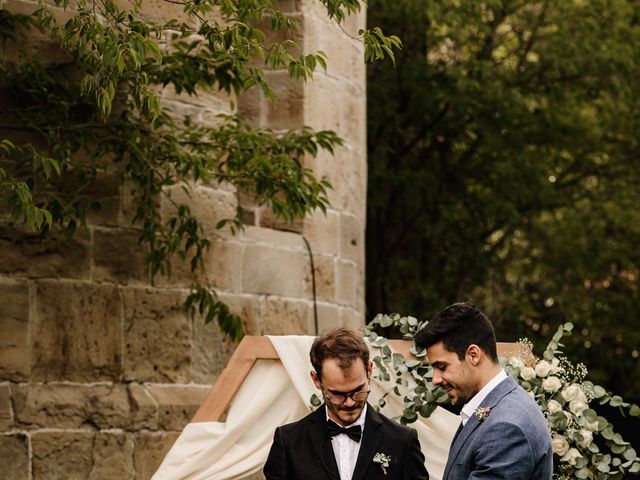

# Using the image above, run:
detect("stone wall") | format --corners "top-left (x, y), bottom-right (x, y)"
top-left (0, 0), bottom-right (366, 477)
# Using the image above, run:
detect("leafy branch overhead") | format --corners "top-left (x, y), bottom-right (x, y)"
top-left (0, 0), bottom-right (400, 340)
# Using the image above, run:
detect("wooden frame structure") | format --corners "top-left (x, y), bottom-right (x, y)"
top-left (192, 336), bottom-right (532, 422)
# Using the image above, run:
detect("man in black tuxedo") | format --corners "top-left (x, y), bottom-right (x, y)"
top-left (264, 328), bottom-right (429, 480)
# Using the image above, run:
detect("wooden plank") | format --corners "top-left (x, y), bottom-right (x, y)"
top-left (191, 337), bottom-right (277, 422)
top-left (192, 336), bottom-right (532, 422)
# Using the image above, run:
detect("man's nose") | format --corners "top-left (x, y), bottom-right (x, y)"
top-left (432, 371), bottom-right (442, 386)
top-left (343, 395), bottom-right (356, 407)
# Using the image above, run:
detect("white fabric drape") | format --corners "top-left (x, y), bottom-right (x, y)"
top-left (152, 336), bottom-right (459, 480)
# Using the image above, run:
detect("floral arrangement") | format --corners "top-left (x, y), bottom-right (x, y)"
top-left (363, 314), bottom-right (640, 480)
top-left (373, 452), bottom-right (391, 475)
top-left (474, 406), bottom-right (491, 422)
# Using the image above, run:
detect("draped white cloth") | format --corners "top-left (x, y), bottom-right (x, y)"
top-left (152, 336), bottom-right (459, 480)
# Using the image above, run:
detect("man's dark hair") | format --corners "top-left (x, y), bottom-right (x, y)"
top-left (310, 328), bottom-right (370, 380)
top-left (414, 302), bottom-right (499, 363)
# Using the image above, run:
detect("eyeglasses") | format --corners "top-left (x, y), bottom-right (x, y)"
top-left (322, 387), bottom-right (370, 405)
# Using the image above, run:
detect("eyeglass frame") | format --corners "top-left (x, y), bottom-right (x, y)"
top-left (320, 385), bottom-right (371, 405)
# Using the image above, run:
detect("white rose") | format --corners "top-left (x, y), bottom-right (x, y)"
top-left (546, 399), bottom-right (562, 414)
top-left (561, 384), bottom-right (581, 402)
top-left (585, 420), bottom-right (600, 432)
top-left (552, 435), bottom-right (570, 456)
top-left (535, 360), bottom-right (552, 378)
top-left (577, 429), bottom-right (593, 448)
top-left (569, 399), bottom-right (588, 416)
top-left (575, 388), bottom-right (588, 404)
top-left (509, 357), bottom-right (524, 369)
top-left (560, 447), bottom-right (582, 465)
top-left (520, 366), bottom-right (536, 381)
top-left (550, 358), bottom-right (562, 374)
top-left (542, 376), bottom-right (562, 393)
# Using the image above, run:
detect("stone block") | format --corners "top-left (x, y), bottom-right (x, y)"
top-left (241, 225), bottom-right (304, 249)
top-left (113, 0), bottom-right (200, 27)
top-left (302, 13), bottom-right (364, 82)
top-left (303, 76), bottom-right (365, 149)
top-left (339, 213), bottom-right (364, 264)
top-left (257, 206), bottom-right (303, 233)
top-left (12, 383), bottom-right (87, 429)
top-left (12, 383), bottom-right (150, 430)
top-left (304, 254), bottom-right (335, 303)
top-left (0, 280), bottom-right (30, 381)
top-left (87, 432), bottom-right (135, 480)
top-left (157, 238), bottom-right (245, 291)
top-left (243, 244), bottom-right (309, 298)
top-left (323, 147), bottom-right (367, 217)
top-left (264, 70), bottom-right (304, 129)
top-left (120, 180), bottom-right (161, 226)
top-left (128, 383), bottom-right (159, 430)
top-left (0, 434), bottom-right (29, 480)
top-left (123, 287), bottom-right (192, 383)
top-left (133, 431), bottom-right (180, 480)
top-left (302, 209), bottom-right (340, 255)
top-left (161, 184), bottom-right (238, 239)
top-left (84, 172), bottom-right (122, 227)
top-left (31, 431), bottom-right (134, 479)
top-left (32, 431), bottom-right (94, 480)
top-left (237, 86), bottom-right (266, 127)
top-left (32, 281), bottom-right (122, 382)
top-left (2, 1), bottom-right (72, 64)
top-left (146, 385), bottom-right (210, 431)
top-left (0, 383), bottom-right (13, 429)
top-left (160, 84), bottom-right (234, 116)
top-left (340, 307), bottom-right (364, 330)
top-left (335, 259), bottom-right (361, 308)
top-left (315, 303), bottom-right (341, 334)
top-left (0, 225), bottom-right (91, 280)
top-left (206, 239), bottom-right (246, 291)
top-left (192, 293), bottom-right (262, 384)
top-left (263, 297), bottom-right (312, 334)
top-left (93, 227), bottom-right (149, 285)
top-left (86, 385), bottom-right (135, 430)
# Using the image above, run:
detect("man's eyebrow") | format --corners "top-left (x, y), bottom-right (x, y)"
top-left (429, 361), bottom-right (447, 368)
top-left (328, 382), bottom-right (366, 395)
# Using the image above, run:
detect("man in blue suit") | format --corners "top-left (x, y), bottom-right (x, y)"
top-left (415, 303), bottom-right (552, 480)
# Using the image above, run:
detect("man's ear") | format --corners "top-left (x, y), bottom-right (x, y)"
top-left (367, 361), bottom-right (373, 378)
top-left (310, 370), bottom-right (322, 389)
top-left (466, 344), bottom-right (483, 366)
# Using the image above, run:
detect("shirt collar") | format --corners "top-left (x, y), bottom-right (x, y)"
top-left (460, 369), bottom-right (507, 425)
top-left (325, 403), bottom-right (368, 432)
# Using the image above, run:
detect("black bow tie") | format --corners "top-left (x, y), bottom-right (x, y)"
top-left (327, 420), bottom-right (362, 442)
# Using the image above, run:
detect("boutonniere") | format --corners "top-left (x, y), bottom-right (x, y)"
top-left (474, 406), bottom-right (491, 422)
top-left (373, 452), bottom-right (391, 475)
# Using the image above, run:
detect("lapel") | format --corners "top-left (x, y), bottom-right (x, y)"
top-left (443, 375), bottom-right (518, 480)
top-left (351, 405), bottom-right (384, 480)
top-left (308, 406), bottom-right (341, 480)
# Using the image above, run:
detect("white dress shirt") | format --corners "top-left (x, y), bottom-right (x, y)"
top-left (326, 404), bottom-right (367, 480)
top-left (460, 369), bottom-right (507, 426)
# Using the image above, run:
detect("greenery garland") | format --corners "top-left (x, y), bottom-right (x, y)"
top-left (362, 313), bottom-right (639, 480)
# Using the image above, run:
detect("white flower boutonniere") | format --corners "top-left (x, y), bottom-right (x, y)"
top-left (474, 406), bottom-right (491, 422)
top-left (373, 452), bottom-right (391, 475)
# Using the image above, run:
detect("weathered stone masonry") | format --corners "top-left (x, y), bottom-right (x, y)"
top-left (0, 0), bottom-right (366, 478)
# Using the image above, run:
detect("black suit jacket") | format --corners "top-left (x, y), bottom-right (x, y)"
top-left (264, 404), bottom-right (429, 480)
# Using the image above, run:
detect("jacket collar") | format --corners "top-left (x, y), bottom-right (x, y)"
top-left (443, 375), bottom-right (518, 479)
top-left (307, 404), bottom-right (385, 480)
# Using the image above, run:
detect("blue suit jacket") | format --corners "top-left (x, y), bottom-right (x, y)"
top-left (443, 375), bottom-right (553, 480)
